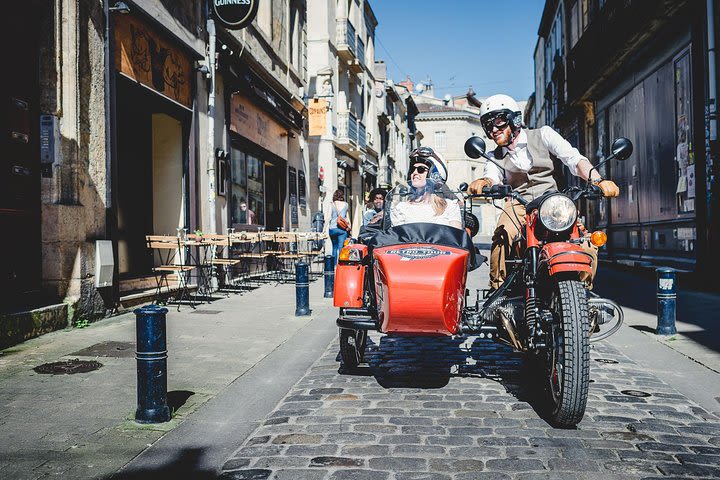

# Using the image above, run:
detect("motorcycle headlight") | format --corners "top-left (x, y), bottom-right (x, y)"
top-left (538, 194), bottom-right (577, 232)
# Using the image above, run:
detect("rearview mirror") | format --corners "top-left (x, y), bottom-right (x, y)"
top-left (464, 136), bottom-right (487, 159)
top-left (611, 137), bottom-right (633, 161)
top-left (458, 182), bottom-right (469, 192)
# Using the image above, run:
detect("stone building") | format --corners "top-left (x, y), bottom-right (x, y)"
top-left (306, 0), bottom-right (387, 237)
top-left (528, 0), bottom-right (719, 275)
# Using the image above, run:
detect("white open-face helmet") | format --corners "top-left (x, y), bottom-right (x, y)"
top-left (479, 94), bottom-right (523, 138)
top-left (408, 147), bottom-right (448, 183)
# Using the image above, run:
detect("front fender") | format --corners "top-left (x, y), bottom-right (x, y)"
top-left (539, 242), bottom-right (592, 276)
top-left (333, 244), bottom-right (368, 308)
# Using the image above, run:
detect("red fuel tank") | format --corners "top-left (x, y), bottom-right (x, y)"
top-left (373, 244), bottom-right (468, 336)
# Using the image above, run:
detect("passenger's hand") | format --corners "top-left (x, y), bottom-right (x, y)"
top-left (594, 179), bottom-right (620, 198)
top-left (368, 212), bottom-right (384, 225)
top-left (468, 177), bottom-right (494, 194)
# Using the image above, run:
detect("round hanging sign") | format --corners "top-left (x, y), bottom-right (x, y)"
top-left (212, 0), bottom-right (259, 30)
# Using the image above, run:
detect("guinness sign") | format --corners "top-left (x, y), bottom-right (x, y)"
top-left (212, 0), bottom-right (259, 30)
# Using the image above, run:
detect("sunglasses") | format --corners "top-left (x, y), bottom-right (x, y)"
top-left (484, 120), bottom-right (510, 132)
top-left (410, 165), bottom-right (429, 174)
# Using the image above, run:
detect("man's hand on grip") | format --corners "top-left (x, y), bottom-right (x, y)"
top-left (469, 177), bottom-right (494, 194)
top-left (594, 179), bottom-right (620, 198)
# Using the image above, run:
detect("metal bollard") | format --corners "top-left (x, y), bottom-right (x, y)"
top-left (134, 305), bottom-right (171, 423)
top-left (324, 255), bottom-right (335, 298)
top-left (295, 261), bottom-right (311, 316)
top-left (656, 267), bottom-right (677, 336)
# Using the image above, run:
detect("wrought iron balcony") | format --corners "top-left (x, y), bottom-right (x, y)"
top-left (336, 111), bottom-right (359, 148)
top-left (336, 20), bottom-right (357, 62)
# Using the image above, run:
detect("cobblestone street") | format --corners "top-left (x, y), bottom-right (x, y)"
top-left (219, 333), bottom-right (720, 480)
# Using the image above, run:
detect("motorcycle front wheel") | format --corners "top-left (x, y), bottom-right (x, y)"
top-left (543, 278), bottom-right (590, 428)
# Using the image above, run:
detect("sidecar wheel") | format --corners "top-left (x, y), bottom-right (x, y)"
top-left (339, 328), bottom-right (367, 369)
top-left (543, 279), bottom-right (590, 428)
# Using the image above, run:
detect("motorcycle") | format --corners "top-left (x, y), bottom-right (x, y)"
top-left (333, 136), bottom-right (631, 427)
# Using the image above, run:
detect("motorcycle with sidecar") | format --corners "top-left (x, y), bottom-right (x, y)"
top-left (333, 137), bottom-right (632, 427)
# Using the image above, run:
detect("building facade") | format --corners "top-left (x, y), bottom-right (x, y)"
top-left (529, 0), bottom-right (719, 275)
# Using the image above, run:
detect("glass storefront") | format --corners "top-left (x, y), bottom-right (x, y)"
top-left (230, 146), bottom-right (265, 228)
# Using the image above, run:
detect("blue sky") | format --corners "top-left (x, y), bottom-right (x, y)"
top-left (371, 0), bottom-right (546, 102)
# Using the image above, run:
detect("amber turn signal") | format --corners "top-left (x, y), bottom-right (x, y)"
top-left (338, 246), bottom-right (362, 262)
top-left (590, 230), bottom-right (607, 247)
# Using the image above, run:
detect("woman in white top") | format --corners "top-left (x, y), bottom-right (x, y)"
top-left (389, 147), bottom-right (462, 229)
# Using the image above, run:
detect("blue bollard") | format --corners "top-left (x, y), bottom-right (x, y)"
top-left (324, 255), bottom-right (334, 298)
top-left (295, 261), bottom-right (311, 316)
top-left (134, 305), bottom-right (171, 423)
top-left (656, 267), bottom-right (677, 336)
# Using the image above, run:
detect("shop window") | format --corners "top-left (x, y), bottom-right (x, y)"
top-left (674, 48), bottom-right (694, 213)
top-left (230, 148), bottom-right (248, 225)
top-left (247, 154), bottom-right (265, 225)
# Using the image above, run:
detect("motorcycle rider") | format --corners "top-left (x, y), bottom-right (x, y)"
top-left (390, 147), bottom-right (462, 229)
top-left (468, 94), bottom-right (619, 290)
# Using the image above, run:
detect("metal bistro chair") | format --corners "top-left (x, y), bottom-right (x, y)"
top-left (205, 233), bottom-right (240, 295)
top-left (230, 231), bottom-right (267, 287)
top-left (146, 235), bottom-right (195, 310)
top-left (298, 232), bottom-right (325, 277)
top-left (274, 232), bottom-right (304, 283)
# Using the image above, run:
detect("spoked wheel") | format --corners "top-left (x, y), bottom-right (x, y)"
top-left (339, 327), bottom-right (367, 369)
top-left (542, 278), bottom-right (590, 428)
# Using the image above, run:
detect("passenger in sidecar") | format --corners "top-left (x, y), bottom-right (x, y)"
top-left (335, 148), bottom-right (480, 341)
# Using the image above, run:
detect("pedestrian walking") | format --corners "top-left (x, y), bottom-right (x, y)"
top-left (326, 189), bottom-right (351, 266)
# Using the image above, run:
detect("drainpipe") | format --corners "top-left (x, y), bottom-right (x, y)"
top-left (707, 0), bottom-right (717, 271)
top-left (708, 0), bottom-right (717, 144)
top-left (207, 17), bottom-right (217, 233)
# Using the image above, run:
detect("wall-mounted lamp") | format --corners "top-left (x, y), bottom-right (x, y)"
top-left (109, 1), bottom-right (130, 14)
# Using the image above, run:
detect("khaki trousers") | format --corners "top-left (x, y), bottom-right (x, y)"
top-left (489, 200), bottom-right (598, 289)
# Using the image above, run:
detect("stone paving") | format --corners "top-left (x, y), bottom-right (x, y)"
top-left (219, 332), bottom-right (720, 480)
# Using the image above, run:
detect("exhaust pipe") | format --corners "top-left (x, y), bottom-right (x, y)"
top-left (498, 309), bottom-right (525, 351)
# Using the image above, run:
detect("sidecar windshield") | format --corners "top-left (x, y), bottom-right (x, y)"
top-left (358, 184), bottom-right (479, 271)
top-left (383, 183), bottom-right (464, 231)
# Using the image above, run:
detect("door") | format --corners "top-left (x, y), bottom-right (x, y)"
top-left (1, 3), bottom-right (41, 309)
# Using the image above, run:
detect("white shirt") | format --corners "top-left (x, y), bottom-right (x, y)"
top-left (483, 126), bottom-right (588, 185)
top-left (390, 198), bottom-right (462, 228)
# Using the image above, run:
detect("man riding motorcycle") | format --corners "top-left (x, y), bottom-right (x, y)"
top-left (468, 94), bottom-right (619, 290)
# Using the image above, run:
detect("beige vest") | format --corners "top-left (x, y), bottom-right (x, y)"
top-left (493, 129), bottom-right (562, 200)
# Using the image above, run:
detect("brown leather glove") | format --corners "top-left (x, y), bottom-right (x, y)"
top-left (468, 177), bottom-right (494, 194)
top-left (594, 179), bottom-right (620, 198)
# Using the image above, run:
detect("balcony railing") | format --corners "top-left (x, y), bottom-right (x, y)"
top-left (356, 38), bottom-right (365, 66)
top-left (358, 121), bottom-right (366, 150)
top-left (336, 20), bottom-right (357, 61)
top-left (337, 111), bottom-right (369, 152)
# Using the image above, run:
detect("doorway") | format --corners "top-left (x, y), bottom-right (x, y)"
top-left (114, 76), bottom-right (189, 279)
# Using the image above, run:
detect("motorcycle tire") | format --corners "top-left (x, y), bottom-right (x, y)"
top-left (339, 327), bottom-right (367, 369)
top-left (543, 278), bottom-right (590, 428)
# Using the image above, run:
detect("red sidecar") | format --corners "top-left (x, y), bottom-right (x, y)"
top-left (333, 220), bottom-right (480, 368)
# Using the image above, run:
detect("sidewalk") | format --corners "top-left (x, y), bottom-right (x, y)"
top-left (0, 278), bottom-right (337, 480)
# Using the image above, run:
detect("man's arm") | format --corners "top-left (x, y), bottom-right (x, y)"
top-left (541, 125), bottom-right (618, 196)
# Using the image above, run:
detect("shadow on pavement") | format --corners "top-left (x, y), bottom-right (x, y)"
top-left (594, 264), bottom-right (720, 354)
top-left (339, 334), bottom-right (551, 422)
top-left (109, 447), bottom-right (216, 479)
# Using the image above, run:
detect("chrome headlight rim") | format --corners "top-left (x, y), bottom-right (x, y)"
top-left (538, 193), bottom-right (577, 232)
